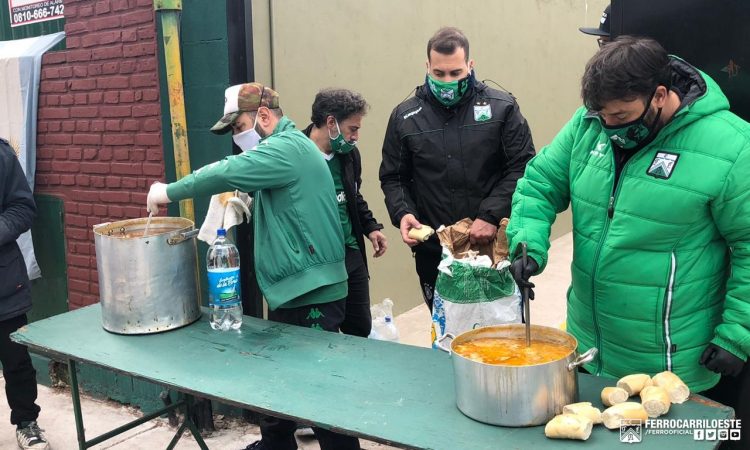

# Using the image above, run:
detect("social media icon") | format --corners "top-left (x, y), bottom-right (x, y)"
top-left (706, 429), bottom-right (717, 441)
top-left (730, 429), bottom-right (741, 441)
top-left (694, 429), bottom-right (705, 440)
top-left (718, 429), bottom-right (729, 441)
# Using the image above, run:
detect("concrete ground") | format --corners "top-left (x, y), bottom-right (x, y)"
top-left (0, 234), bottom-right (573, 449)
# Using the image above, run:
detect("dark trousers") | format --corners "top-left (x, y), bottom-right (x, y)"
top-left (340, 247), bottom-right (371, 338)
top-left (0, 314), bottom-right (40, 426)
top-left (414, 238), bottom-right (442, 312)
top-left (701, 366), bottom-right (750, 450)
top-left (261, 299), bottom-right (360, 450)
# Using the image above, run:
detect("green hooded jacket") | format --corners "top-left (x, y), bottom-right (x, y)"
top-left (507, 58), bottom-right (750, 392)
top-left (167, 117), bottom-right (347, 310)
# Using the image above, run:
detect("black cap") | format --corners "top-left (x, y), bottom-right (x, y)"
top-left (579, 5), bottom-right (610, 37)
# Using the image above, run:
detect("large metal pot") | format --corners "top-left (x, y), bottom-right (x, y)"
top-left (93, 217), bottom-right (202, 334)
top-left (437, 324), bottom-right (597, 427)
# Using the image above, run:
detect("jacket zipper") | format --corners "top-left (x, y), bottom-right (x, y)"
top-left (663, 252), bottom-right (677, 371)
top-left (589, 153), bottom-right (634, 375)
top-left (589, 210), bottom-right (610, 375)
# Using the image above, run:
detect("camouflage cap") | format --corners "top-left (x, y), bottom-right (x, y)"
top-left (210, 82), bottom-right (280, 134)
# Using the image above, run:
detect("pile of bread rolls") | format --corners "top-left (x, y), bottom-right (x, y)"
top-left (544, 371), bottom-right (690, 441)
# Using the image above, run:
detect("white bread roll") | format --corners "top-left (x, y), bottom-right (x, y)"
top-left (640, 385), bottom-right (671, 417)
top-left (562, 401), bottom-right (603, 424)
top-left (601, 386), bottom-right (629, 407)
top-left (602, 402), bottom-right (649, 429)
top-left (407, 225), bottom-right (434, 242)
top-left (651, 371), bottom-right (690, 404)
top-left (544, 414), bottom-right (594, 441)
top-left (617, 374), bottom-right (653, 396)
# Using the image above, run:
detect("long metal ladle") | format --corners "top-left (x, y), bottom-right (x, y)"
top-left (143, 212), bottom-right (153, 237)
top-left (521, 242), bottom-right (532, 347)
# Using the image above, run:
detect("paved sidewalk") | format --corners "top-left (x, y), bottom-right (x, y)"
top-left (0, 234), bottom-right (572, 449)
top-left (0, 377), bottom-right (395, 449)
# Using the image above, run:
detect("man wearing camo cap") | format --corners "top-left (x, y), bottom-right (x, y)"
top-left (146, 83), bottom-right (360, 450)
top-left (210, 83), bottom-right (280, 149)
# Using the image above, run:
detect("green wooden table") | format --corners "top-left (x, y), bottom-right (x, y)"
top-left (12, 304), bottom-right (732, 449)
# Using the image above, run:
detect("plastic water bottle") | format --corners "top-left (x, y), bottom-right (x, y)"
top-left (369, 298), bottom-right (400, 342)
top-left (206, 228), bottom-right (243, 330)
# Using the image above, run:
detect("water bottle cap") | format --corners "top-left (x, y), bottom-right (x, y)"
top-left (217, 228), bottom-right (227, 237)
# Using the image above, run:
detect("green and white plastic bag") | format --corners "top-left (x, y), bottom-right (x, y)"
top-left (431, 248), bottom-right (521, 348)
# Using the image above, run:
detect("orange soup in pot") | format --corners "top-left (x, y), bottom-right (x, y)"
top-left (453, 337), bottom-right (571, 366)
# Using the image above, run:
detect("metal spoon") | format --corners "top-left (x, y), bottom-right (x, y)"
top-left (521, 242), bottom-right (531, 347)
top-left (143, 212), bottom-right (153, 237)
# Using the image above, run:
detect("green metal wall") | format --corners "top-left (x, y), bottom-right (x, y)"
top-left (158, 0), bottom-right (233, 306)
top-left (28, 194), bottom-right (68, 322)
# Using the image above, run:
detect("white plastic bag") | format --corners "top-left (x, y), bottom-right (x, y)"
top-left (369, 298), bottom-right (400, 342)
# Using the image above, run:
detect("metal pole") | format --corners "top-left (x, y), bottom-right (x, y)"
top-left (85, 400), bottom-right (184, 448)
top-left (68, 360), bottom-right (86, 450)
top-left (154, 0), bottom-right (195, 222)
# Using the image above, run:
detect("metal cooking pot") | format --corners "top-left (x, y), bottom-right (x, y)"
top-left (437, 324), bottom-right (597, 427)
top-left (93, 217), bottom-right (202, 334)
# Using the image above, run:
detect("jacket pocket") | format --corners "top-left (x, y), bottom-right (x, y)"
top-left (0, 246), bottom-right (30, 299)
top-left (283, 229), bottom-right (299, 253)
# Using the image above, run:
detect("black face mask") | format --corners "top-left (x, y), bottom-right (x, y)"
top-left (600, 89), bottom-right (663, 152)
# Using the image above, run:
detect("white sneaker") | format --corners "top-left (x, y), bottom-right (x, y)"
top-left (16, 421), bottom-right (49, 450)
top-left (294, 426), bottom-right (315, 438)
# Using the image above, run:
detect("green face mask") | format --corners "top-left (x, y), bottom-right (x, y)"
top-left (426, 71), bottom-right (473, 107)
top-left (328, 120), bottom-right (357, 154)
top-left (600, 90), bottom-right (662, 151)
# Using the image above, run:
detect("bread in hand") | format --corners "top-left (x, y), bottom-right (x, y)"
top-left (407, 225), bottom-right (435, 242)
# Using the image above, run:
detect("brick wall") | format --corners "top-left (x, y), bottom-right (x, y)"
top-left (35, 0), bottom-right (163, 309)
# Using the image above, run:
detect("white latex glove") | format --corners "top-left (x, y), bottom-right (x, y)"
top-left (146, 182), bottom-right (170, 215)
top-left (227, 194), bottom-right (252, 220)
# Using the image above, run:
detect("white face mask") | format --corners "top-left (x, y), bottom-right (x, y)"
top-left (232, 114), bottom-right (261, 151)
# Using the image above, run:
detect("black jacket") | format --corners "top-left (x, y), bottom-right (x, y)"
top-left (0, 139), bottom-right (36, 321)
top-left (379, 80), bottom-right (535, 232)
top-left (303, 125), bottom-right (384, 269)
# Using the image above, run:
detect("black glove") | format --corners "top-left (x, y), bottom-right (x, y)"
top-left (510, 256), bottom-right (538, 301)
top-left (699, 343), bottom-right (745, 377)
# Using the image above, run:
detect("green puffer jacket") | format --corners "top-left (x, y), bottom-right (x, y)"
top-left (507, 58), bottom-right (750, 392)
top-left (167, 117), bottom-right (347, 310)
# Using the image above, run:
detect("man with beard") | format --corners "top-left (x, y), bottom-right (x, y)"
top-left (379, 27), bottom-right (535, 312)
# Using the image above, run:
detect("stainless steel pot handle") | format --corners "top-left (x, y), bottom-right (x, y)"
top-left (436, 333), bottom-right (455, 354)
top-left (568, 347), bottom-right (598, 371)
top-left (167, 229), bottom-right (199, 245)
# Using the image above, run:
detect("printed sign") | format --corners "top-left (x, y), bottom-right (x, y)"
top-left (8, 0), bottom-right (64, 28)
